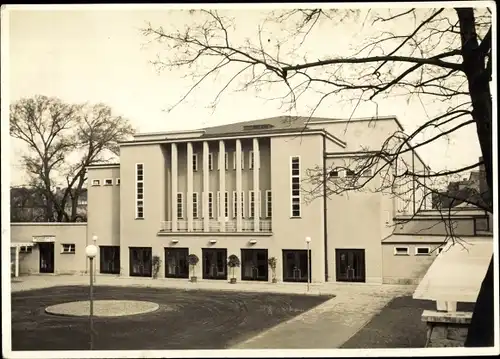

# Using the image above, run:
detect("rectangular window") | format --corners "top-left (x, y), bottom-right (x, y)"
top-left (91, 179), bottom-right (101, 186)
top-left (218, 152), bottom-right (229, 170)
top-left (177, 192), bottom-right (184, 219)
top-left (394, 247), bottom-right (409, 256)
top-left (291, 156), bottom-right (301, 218)
top-left (20, 246), bottom-right (32, 254)
top-left (249, 151), bottom-right (254, 169)
top-left (249, 151), bottom-right (259, 169)
top-left (217, 191), bottom-right (220, 218)
top-left (116, 178), bottom-right (121, 185)
top-left (265, 190), bottom-right (272, 218)
top-left (415, 246), bottom-right (430, 256)
top-left (232, 152), bottom-right (245, 170)
top-left (136, 164), bottom-right (144, 181)
top-left (208, 153), bottom-right (214, 171)
top-left (136, 164), bottom-right (144, 219)
top-left (104, 178), bottom-right (113, 186)
top-left (192, 154), bottom-right (198, 171)
top-left (233, 191), bottom-right (238, 218)
top-left (193, 192), bottom-right (199, 218)
top-left (61, 244), bottom-right (75, 254)
top-left (249, 190), bottom-right (261, 218)
top-left (346, 169), bottom-right (355, 177)
top-left (208, 192), bottom-right (214, 218)
top-left (232, 191), bottom-right (246, 218)
top-left (216, 191), bottom-right (229, 218)
top-left (224, 191), bottom-right (229, 218)
top-left (329, 170), bottom-right (339, 178)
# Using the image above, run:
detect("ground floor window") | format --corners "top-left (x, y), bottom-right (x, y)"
top-left (100, 246), bottom-right (120, 274)
top-left (129, 247), bottom-right (152, 277)
top-left (241, 249), bottom-right (268, 281)
top-left (282, 249), bottom-right (311, 282)
top-left (165, 247), bottom-right (189, 278)
top-left (335, 248), bottom-right (366, 282)
top-left (202, 248), bottom-right (227, 280)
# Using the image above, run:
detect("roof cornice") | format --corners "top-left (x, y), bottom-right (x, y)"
top-left (119, 129), bottom-right (346, 148)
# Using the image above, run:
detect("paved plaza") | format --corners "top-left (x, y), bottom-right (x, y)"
top-left (10, 275), bottom-right (418, 350)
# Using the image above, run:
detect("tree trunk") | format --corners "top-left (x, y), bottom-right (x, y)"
top-left (465, 258), bottom-right (494, 347)
top-left (456, 8), bottom-right (494, 347)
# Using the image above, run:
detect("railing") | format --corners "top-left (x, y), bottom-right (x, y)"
top-left (160, 219), bottom-right (272, 233)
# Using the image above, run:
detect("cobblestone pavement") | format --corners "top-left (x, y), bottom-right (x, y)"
top-left (232, 284), bottom-right (415, 349)
top-left (9, 274), bottom-right (416, 349)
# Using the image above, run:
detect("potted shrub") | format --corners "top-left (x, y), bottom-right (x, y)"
top-left (227, 254), bottom-right (240, 284)
top-left (188, 254), bottom-right (199, 282)
top-left (268, 257), bottom-right (278, 283)
top-left (152, 255), bottom-right (162, 279)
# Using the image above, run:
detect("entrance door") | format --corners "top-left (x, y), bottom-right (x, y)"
top-left (335, 249), bottom-right (366, 282)
top-left (129, 247), bottom-right (152, 277)
top-left (282, 250), bottom-right (311, 282)
top-left (100, 246), bottom-right (120, 274)
top-left (202, 248), bottom-right (227, 280)
top-left (165, 247), bottom-right (189, 278)
top-left (39, 242), bottom-right (55, 273)
top-left (241, 249), bottom-right (268, 281)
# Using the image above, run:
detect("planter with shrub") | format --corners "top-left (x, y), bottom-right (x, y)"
top-left (268, 257), bottom-right (278, 283)
top-left (188, 254), bottom-right (199, 282)
top-left (152, 255), bottom-right (162, 279)
top-left (227, 254), bottom-right (240, 284)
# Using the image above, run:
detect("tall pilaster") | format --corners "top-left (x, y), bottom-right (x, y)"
top-left (253, 138), bottom-right (260, 231)
top-left (218, 140), bottom-right (226, 232)
top-left (235, 139), bottom-right (243, 232)
top-left (171, 143), bottom-right (178, 232)
top-left (203, 141), bottom-right (210, 232)
top-left (187, 142), bottom-right (194, 232)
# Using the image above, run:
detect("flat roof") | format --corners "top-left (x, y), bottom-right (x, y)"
top-left (413, 237), bottom-right (493, 303)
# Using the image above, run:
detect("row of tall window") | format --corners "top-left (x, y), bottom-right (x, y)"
top-left (135, 156), bottom-right (301, 220)
top-left (175, 190), bottom-right (272, 219)
top-left (190, 151), bottom-right (260, 171)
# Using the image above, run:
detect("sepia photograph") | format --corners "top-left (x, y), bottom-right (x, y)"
top-left (1, 2), bottom-right (498, 358)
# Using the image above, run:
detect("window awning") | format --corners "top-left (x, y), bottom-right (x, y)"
top-left (10, 242), bottom-right (35, 248)
top-left (32, 235), bottom-right (55, 243)
top-left (413, 237), bottom-right (493, 303)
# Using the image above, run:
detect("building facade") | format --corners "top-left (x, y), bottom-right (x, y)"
top-left (11, 116), bottom-right (492, 284)
top-left (84, 116), bottom-right (428, 284)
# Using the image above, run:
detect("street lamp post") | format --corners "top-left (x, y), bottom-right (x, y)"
top-left (92, 235), bottom-right (98, 283)
top-left (85, 244), bottom-right (98, 350)
top-left (305, 237), bottom-right (311, 292)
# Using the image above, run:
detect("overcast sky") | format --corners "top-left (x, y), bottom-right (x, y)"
top-left (5, 4), bottom-right (486, 186)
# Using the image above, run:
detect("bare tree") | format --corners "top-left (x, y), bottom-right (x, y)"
top-left (142, 6), bottom-right (493, 346)
top-left (10, 95), bottom-right (135, 222)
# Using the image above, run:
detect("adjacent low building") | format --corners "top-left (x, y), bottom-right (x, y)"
top-left (10, 115), bottom-right (492, 285)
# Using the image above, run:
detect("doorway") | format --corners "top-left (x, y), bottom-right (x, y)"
top-left (165, 247), bottom-right (189, 278)
top-left (202, 248), bottom-right (227, 280)
top-left (129, 247), bottom-right (152, 277)
top-left (335, 249), bottom-right (366, 282)
top-left (282, 249), bottom-right (311, 282)
top-left (39, 242), bottom-right (55, 273)
top-left (100, 246), bottom-right (120, 274)
top-left (241, 249), bottom-right (268, 281)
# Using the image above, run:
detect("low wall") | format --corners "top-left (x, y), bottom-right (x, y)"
top-left (382, 243), bottom-right (439, 284)
top-left (11, 223), bottom-right (88, 275)
top-left (422, 310), bottom-right (471, 347)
